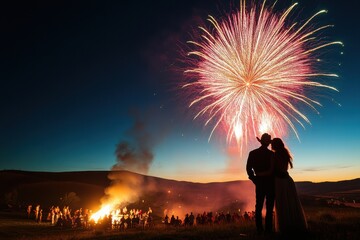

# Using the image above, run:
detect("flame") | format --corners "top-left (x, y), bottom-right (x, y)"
top-left (90, 204), bottom-right (113, 223)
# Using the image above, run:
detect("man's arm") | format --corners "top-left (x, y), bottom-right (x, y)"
top-left (246, 152), bottom-right (256, 183)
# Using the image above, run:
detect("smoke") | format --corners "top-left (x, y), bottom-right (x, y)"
top-left (222, 144), bottom-right (249, 180)
top-left (161, 181), bottom-right (255, 219)
top-left (113, 112), bottom-right (155, 174)
top-left (102, 171), bottom-right (145, 208)
top-left (100, 109), bottom-right (168, 208)
top-left (95, 109), bottom-right (256, 218)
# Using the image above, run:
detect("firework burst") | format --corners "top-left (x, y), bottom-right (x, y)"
top-left (183, 0), bottom-right (342, 152)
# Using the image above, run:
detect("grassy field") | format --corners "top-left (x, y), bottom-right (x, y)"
top-left (1, 205), bottom-right (360, 240)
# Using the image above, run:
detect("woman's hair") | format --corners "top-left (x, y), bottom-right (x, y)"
top-left (271, 138), bottom-right (293, 168)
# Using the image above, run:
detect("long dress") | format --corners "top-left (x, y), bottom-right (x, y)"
top-left (274, 156), bottom-right (307, 234)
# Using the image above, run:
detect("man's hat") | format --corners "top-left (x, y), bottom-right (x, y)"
top-left (256, 133), bottom-right (271, 144)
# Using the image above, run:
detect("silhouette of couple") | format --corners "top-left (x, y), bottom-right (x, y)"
top-left (246, 133), bottom-right (307, 236)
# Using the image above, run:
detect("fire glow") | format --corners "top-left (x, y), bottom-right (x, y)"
top-left (183, 0), bottom-right (342, 151)
top-left (90, 204), bottom-right (153, 228)
top-left (90, 204), bottom-right (113, 223)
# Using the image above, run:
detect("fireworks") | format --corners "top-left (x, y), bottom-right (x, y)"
top-left (183, 0), bottom-right (342, 151)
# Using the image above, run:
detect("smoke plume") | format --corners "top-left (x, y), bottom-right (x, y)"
top-left (100, 109), bottom-right (167, 208)
top-left (113, 112), bottom-right (155, 174)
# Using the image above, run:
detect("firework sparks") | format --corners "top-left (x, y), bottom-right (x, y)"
top-left (183, 0), bottom-right (342, 151)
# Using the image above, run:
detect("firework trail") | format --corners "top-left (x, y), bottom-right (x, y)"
top-left (183, 0), bottom-right (342, 152)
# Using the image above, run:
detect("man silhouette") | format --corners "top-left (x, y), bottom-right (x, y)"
top-left (246, 133), bottom-right (274, 234)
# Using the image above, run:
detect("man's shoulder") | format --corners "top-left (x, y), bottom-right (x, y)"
top-left (250, 147), bottom-right (262, 153)
top-left (248, 148), bottom-right (258, 156)
top-left (250, 147), bottom-right (272, 154)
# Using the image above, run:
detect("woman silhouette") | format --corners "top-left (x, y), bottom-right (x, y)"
top-left (271, 138), bottom-right (307, 235)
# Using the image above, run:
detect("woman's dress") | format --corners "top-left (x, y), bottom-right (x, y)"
top-left (274, 163), bottom-right (307, 234)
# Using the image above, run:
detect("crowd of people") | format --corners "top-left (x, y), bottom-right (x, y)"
top-left (21, 133), bottom-right (309, 239)
top-left (27, 204), bottom-right (90, 228)
top-left (95, 207), bottom-right (154, 230)
top-left (163, 210), bottom-right (255, 227)
top-left (26, 204), bottom-right (154, 230)
top-left (26, 203), bottom-right (256, 230)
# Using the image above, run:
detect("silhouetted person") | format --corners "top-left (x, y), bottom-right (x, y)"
top-left (27, 205), bottom-right (32, 218)
top-left (270, 138), bottom-right (307, 237)
top-left (170, 215), bottom-right (175, 225)
top-left (196, 214), bottom-right (201, 225)
top-left (243, 211), bottom-right (250, 221)
top-left (175, 216), bottom-right (181, 226)
top-left (38, 209), bottom-right (43, 223)
top-left (189, 212), bottom-right (194, 226)
top-left (246, 133), bottom-right (274, 234)
top-left (164, 214), bottom-right (169, 225)
top-left (184, 213), bottom-right (190, 226)
top-left (34, 204), bottom-right (40, 222)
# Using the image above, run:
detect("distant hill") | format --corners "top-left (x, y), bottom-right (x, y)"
top-left (296, 179), bottom-right (360, 194)
top-left (296, 179), bottom-right (360, 202)
top-left (1, 170), bottom-right (359, 217)
top-left (0, 170), bottom-right (111, 211)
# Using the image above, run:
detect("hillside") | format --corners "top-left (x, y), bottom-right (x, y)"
top-left (1, 170), bottom-right (359, 216)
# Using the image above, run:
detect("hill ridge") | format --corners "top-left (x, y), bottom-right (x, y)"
top-left (1, 170), bottom-right (359, 212)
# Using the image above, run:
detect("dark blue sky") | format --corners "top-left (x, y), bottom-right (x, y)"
top-left (1, 0), bottom-right (359, 182)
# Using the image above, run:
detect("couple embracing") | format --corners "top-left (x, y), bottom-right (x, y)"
top-left (246, 133), bottom-right (307, 237)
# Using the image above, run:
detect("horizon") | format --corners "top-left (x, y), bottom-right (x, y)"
top-left (2, 169), bottom-right (359, 184)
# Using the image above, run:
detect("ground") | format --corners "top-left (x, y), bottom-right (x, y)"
top-left (1, 205), bottom-right (360, 240)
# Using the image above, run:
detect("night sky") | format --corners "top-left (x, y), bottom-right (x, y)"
top-left (1, 0), bottom-right (359, 183)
